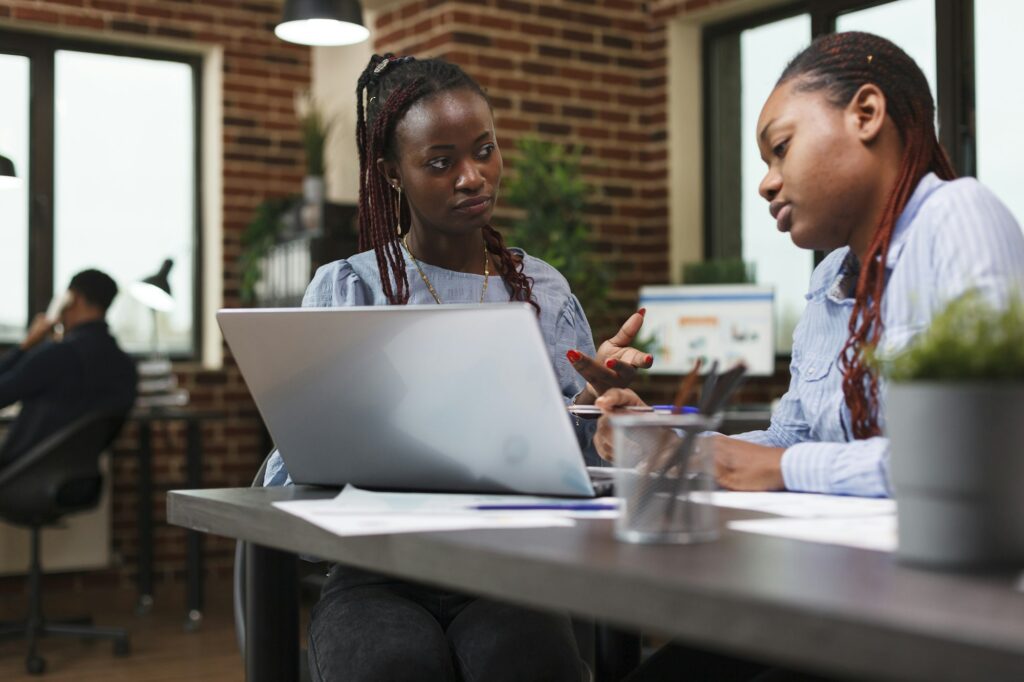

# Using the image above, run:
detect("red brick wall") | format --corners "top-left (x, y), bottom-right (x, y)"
top-left (0, 0), bottom-right (309, 593)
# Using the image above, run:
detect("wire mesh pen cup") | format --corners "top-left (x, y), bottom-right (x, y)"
top-left (610, 413), bottom-right (721, 544)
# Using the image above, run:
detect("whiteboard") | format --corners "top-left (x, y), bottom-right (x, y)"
top-left (638, 285), bottom-right (775, 376)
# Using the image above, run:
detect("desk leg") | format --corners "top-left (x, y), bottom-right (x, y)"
top-left (136, 421), bottom-right (154, 615)
top-left (246, 544), bottom-right (299, 682)
top-left (184, 418), bottom-right (203, 631)
top-left (594, 626), bottom-right (641, 682)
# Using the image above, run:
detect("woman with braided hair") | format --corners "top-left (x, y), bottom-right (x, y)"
top-left (263, 52), bottom-right (653, 681)
top-left (583, 27), bottom-right (1024, 682)
top-left (589, 31), bottom-right (1024, 508)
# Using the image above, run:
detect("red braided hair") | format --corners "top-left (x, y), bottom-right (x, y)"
top-left (778, 32), bottom-right (956, 438)
top-left (355, 54), bottom-right (538, 312)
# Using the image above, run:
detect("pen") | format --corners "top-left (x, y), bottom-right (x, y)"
top-left (651, 405), bottom-right (699, 414)
top-left (473, 503), bottom-right (619, 511)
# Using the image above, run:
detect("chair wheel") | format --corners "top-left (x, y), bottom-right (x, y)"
top-left (114, 637), bottom-right (131, 657)
top-left (26, 655), bottom-right (46, 675)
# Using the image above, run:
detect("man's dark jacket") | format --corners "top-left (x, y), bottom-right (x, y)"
top-left (0, 320), bottom-right (136, 466)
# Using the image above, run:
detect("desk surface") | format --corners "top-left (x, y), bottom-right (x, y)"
top-left (168, 486), bottom-right (1024, 682)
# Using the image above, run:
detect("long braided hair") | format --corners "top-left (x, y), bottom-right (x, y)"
top-left (355, 53), bottom-right (537, 311)
top-left (778, 32), bottom-right (956, 439)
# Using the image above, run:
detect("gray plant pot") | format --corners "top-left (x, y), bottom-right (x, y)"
top-left (886, 382), bottom-right (1024, 568)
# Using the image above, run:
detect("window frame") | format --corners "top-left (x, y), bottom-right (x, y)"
top-left (0, 29), bottom-right (204, 360)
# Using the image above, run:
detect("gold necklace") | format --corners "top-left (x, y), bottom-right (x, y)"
top-left (402, 236), bottom-right (490, 304)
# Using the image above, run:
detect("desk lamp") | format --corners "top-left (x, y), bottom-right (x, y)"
top-left (0, 152), bottom-right (20, 190)
top-left (275, 0), bottom-right (369, 46)
top-left (130, 259), bottom-right (174, 355)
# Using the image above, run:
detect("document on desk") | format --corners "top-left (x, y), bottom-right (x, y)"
top-left (727, 515), bottom-right (897, 553)
top-left (272, 486), bottom-right (620, 538)
top-left (701, 491), bottom-right (895, 518)
top-left (703, 491), bottom-right (897, 553)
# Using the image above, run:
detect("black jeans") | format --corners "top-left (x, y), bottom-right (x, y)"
top-left (308, 565), bottom-right (589, 682)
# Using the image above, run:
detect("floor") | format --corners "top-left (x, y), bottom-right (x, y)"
top-left (0, 580), bottom-right (252, 681)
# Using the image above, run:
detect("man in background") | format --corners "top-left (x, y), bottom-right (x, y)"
top-left (0, 269), bottom-right (137, 466)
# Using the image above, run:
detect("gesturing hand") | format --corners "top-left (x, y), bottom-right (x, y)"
top-left (567, 309), bottom-right (653, 403)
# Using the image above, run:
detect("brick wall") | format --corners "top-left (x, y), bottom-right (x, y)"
top-left (0, 0), bottom-right (309, 593)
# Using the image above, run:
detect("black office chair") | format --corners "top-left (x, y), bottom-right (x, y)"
top-left (0, 411), bottom-right (131, 675)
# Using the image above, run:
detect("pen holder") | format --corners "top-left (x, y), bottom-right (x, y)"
top-left (610, 413), bottom-right (720, 545)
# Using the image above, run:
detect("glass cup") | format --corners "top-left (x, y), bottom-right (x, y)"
top-left (610, 413), bottom-right (720, 544)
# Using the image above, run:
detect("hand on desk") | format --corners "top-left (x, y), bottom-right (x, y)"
top-left (567, 309), bottom-right (653, 404)
top-left (707, 435), bottom-right (785, 491)
top-left (589, 389), bottom-right (786, 491)
top-left (591, 388), bottom-right (649, 463)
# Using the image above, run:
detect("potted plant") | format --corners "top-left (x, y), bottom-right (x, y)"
top-left (880, 290), bottom-right (1024, 568)
top-left (504, 137), bottom-right (610, 324)
top-left (295, 90), bottom-right (332, 207)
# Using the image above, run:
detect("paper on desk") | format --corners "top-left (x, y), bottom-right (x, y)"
top-left (700, 491), bottom-right (895, 518)
top-left (727, 515), bottom-right (897, 553)
top-left (273, 497), bottom-right (576, 537)
top-left (326, 485), bottom-right (621, 519)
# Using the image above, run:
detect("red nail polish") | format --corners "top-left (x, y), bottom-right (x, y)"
top-left (566, 350), bottom-right (581, 363)
top-left (638, 308), bottom-right (646, 316)
top-left (645, 354), bottom-right (654, 365)
top-left (606, 359), bottom-right (617, 369)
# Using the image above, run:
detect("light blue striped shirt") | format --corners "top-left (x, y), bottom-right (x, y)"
top-left (734, 173), bottom-right (1024, 497)
top-left (263, 247), bottom-right (599, 487)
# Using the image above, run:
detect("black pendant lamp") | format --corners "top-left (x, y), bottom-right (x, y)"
top-left (275, 0), bottom-right (370, 46)
top-left (0, 153), bottom-right (20, 189)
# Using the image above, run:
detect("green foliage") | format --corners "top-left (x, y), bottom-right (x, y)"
top-left (503, 137), bottom-right (609, 319)
top-left (296, 92), bottom-right (331, 176)
top-left (682, 259), bottom-right (756, 285)
top-left (239, 196), bottom-right (297, 303)
top-left (876, 290), bottom-right (1024, 382)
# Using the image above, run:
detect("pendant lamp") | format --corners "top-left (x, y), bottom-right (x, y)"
top-left (275, 0), bottom-right (370, 47)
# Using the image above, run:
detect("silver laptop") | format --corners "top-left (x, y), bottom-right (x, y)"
top-left (217, 304), bottom-right (595, 497)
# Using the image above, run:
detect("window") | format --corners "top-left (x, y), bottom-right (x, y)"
top-left (975, 0), bottom-right (1024, 229)
top-left (0, 32), bottom-right (201, 357)
top-left (0, 53), bottom-right (30, 343)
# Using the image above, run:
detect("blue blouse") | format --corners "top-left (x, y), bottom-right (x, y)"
top-left (735, 173), bottom-right (1024, 497)
top-left (263, 246), bottom-right (599, 486)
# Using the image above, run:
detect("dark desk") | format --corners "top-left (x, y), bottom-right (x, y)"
top-left (132, 408), bottom-right (223, 628)
top-left (1, 408), bottom-right (222, 628)
top-left (168, 486), bottom-right (1024, 682)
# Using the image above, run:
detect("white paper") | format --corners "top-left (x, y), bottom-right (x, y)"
top-left (328, 485), bottom-right (620, 519)
top-left (700, 491), bottom-right (895, 518)
top-left (727, 515), bottom-right (897, 553)
top-left (274, 498), bottom-right (576, 537)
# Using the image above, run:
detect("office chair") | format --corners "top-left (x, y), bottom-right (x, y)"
top-left (0, 411), bottom-right (131, 675)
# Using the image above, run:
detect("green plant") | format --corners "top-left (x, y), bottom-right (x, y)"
top-left (239, 196), bottom-right (297, 303)
top-left (503, 137), bottom-right (609, 320)
top-left (875, 290), bottom-right (1024, 382)
top-left (682, 259), bottom-right (756, 285)
top-left (296, 91), bottom-right (331, 177)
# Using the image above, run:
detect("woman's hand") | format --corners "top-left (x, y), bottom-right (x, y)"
top-left (707, 435), bottom-right (786, 491)
top-left (568, 309), bottom-right (653, 403)
top-left (591, 388), bottom-right (649, 463)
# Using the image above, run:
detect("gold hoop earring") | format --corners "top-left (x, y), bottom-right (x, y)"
top-left (393, 186), bottom-right (402, 236)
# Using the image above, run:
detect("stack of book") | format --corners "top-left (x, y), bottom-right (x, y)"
top-left (135, 357), bottom-right (189, 409)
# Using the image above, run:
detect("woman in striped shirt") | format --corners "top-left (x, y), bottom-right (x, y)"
top-left (580, 31), bottom-right (1024, 500)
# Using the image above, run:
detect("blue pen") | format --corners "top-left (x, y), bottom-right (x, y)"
top-left (473, 503), bottom-right (618, 512)
top-left (651, 405), bottom-right (700, 414)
